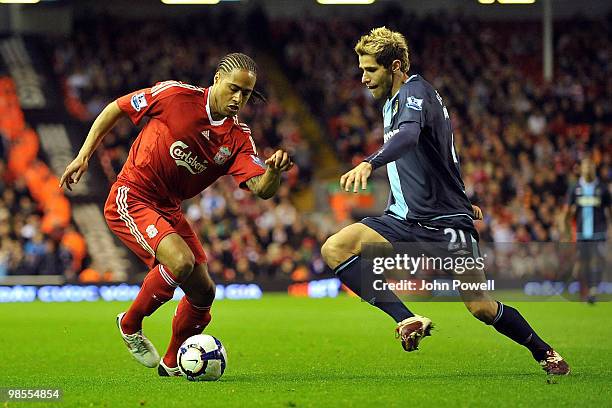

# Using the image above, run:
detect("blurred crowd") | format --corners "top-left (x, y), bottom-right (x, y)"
top-left (183, 180), bottom-right (334, 282)
top-left (273, 10), bottom-right (611, 243)
top-left (0, 74), bottom-right (87, 280)
top-left (6, 10), bottom-right (609, 281)
top-left (0, 155), bottom-right (83, 279)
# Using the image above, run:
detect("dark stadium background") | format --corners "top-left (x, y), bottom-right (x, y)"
top-left (0, 0), bottom-right (610, 302)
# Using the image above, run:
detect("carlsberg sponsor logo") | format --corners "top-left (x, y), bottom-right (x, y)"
top-left (170, 141), bottom-right (207, 174)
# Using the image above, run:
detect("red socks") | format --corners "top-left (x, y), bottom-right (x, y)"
top-left (162, 296), bottom-right (212, 368)
top-left (120, 263), bottom-right (212, 368)
top-left (121, 264), bottom-right (180, 334)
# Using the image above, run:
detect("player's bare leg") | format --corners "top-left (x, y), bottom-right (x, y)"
top-left (159, 263), bottom-right (215, 376)
top-left (117, 233), bottom-right (195, 368)
top-left (459, 269), bottom-right (570, 375)
top-left (322, 223), bottom-right (430, 351)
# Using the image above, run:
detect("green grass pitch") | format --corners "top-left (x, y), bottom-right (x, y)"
top-left (1, 295), bottom-right (610, 407)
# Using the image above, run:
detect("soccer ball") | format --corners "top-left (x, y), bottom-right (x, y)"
top-left (177, 334), bottom-right (227, 381)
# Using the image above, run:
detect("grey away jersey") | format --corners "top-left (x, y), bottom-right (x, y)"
top-left (381, 74), bottom-right (475, 232)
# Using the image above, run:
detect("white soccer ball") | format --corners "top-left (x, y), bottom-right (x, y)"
top-left (177, 334), bottom-right (227, 381)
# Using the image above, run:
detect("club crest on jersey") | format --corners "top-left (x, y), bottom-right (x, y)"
top-left (146, 224), bottom-right (158, 239)
top-left (131, 92), bottom-right (148, 112)
top-left (170, 141), bottom-right (208, 174)
top-left (213, 146), bottom-right (232, 165)
top-left (406, 96), bottom-right (423, 111)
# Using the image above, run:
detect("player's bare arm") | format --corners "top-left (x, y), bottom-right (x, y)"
top-left (59, 101), bottom-right (125, 191)
top-left (245, 149), bottom-right (293, 199)
top-left (340, 162), bottom-right (373, 193)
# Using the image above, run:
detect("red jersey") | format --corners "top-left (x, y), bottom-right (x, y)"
top-left (115, 81), bottom-right (267, 210)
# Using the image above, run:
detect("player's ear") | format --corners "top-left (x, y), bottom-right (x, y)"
top-left (213, 71), bottom-right (221, 84)
top-left (391, 59), bottom-right (401, 73)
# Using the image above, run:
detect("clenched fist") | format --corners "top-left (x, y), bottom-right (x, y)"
top-left (265, 149), bottom-right (293, 173)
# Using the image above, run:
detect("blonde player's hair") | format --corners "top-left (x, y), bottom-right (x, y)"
top-left (354, 27), bottom-right (410, 73)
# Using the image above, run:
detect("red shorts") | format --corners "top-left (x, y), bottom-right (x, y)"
top-left (104, 183), bottom-right (207, 269)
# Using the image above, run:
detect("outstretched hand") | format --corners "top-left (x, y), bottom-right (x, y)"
top-left (265, 149), bottom-right (293, 172)
top-left (340, 162), bottom-right (373, 193)
top-left (59, 156), bottom-right (88, 191)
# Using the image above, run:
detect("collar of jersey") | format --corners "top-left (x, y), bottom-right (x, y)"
top-left (386, 74), bottom-right (419, 105)
top-left (579, 177), bottom-right (597, 189)
top-left (205, 88), bottom-right (227, 127)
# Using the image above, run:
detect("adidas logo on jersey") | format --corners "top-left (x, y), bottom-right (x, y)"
top-left (170, 141), bottom-right (208, 174)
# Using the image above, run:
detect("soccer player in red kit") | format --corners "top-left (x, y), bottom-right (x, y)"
top-left (59, 53), bottom-right (293, 376)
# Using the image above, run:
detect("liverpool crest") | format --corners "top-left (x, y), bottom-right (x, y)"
top-left (214, 146), bottom-right (232, 165)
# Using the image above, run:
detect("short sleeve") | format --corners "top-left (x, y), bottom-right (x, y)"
top-left (116, 88), bottom-right (154, 125)
top-left (396, 86), bottom-right (426, 129)
top-left (116, 81), bottom-right (183, 125)
top-left (228, 132), bottom-right (267, 189)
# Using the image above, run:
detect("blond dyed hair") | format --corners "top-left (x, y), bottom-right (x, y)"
top-left (354, 27), bottom-right (410, 73)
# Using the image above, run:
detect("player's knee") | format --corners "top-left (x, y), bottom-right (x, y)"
top-left (321, 234), bottom-right (355, 269)
top-left (168, 251), bottom-right (195, 281)
top-left (320, 238), bottom-right (333, 265)
top-left (320, 236), bottom-right (337, 266)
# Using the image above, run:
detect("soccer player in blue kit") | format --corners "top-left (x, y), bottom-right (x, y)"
top-left (321, 27), bottom-right (569, 375)
top-left (565, 157), bottom-right (611, 303)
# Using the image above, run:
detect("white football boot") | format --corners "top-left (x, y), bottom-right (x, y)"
top-left (116, 312), bottom-right (160, 368)
top-left (158, 359), bottom-right (183, 377)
